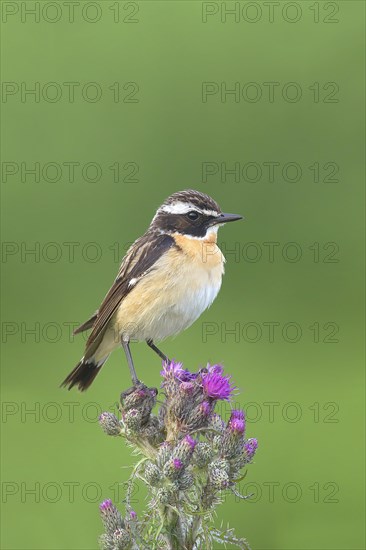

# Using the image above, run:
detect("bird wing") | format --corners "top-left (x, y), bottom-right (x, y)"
top-left (73, 313), bottom-right (98, 335)
top-left (84, 232), bottom-right (176, 357)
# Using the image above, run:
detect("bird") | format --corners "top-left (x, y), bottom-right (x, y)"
top-left (61, 189), bottom-right (242, 391)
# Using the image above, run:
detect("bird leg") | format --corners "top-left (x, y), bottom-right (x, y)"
top-left (146, 339), bottom-right (170, 363)
top-left (121, 339), bottom-right (139, 386)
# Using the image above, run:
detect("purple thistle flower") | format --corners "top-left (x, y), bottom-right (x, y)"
top-left (161, 360), bottom-right (185, 379)
top-left (200, 401), bottom-right (211, 416)
top-left (244, 438), bottom-right (258, 459)
top-left (230, 409), bottom-right (245, 421)
top-left (99, 499), bottom-right (124, 533)
top-left (228, 409), bottom-right (246, 434)
top-left (173, 458), bottom-right (183, 470)
top-left (161, 360), bottom-right (199, 383)
top-left (202, 366), bottom-right (235, 401)
top-left (130, 510), bottom-right (137, 520)
top-left (229, 418), bottom-right (245, 434)
top-left (180, 371), bottom-right (198, 381)
top-left (173, 434), bottom-right (197, 465)
top-left (183, 434), bottom-right (197, 450)
top-left (99, 499), bottom-right (113, 511)
top-left (209, 364), bottom-right (224, 375)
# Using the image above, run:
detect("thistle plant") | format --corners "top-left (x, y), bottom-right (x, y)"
top-left (97, 362), bottom-right (258, 550)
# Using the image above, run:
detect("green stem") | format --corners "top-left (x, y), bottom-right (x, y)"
top-left (162, 506), bottom-right (185, 550)
top-left (186, 515), bottom-right (202, 550)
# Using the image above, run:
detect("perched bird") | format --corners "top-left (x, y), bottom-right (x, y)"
top-left (62, 190), bottom-right (242, 391)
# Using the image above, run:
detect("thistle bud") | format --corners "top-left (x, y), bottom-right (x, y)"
top-left (178, 471), bottom-right (194, 491)
top-left (99, 533), bottom-right (113, 550)
top-left (193, 442), bottom-right (214, 468)
top-left (220, 410), bottom-right (246, 458)
top-left (208, 459), bottom-right (230, 490)
top-left (156, 441), bottom-right (172, 468)
top-left (156, 485), bottom-right (176, 505)
top-left (99, 499), bottom-right (124, 534)
top-left (187, 400), bottom-right (212, 431)
top-left (227, 409), bottom-right (246, 436)
top-left (180, 381), bottom-right (195, 394)
top-left (99, 412), bottom-right (122, 436)
top-left (120, 385), bottom-right (157, 424)
top-left (163, 457), bottom-right (184, 480)
top-left (144, 461), bottom-right (162, 487)
top-left (244, 438), bottom-right (258, 461)
top-left (140, 416), bottom-right (164, 445)
top-left (123, 408), bottom-right (142, 432)
top-left (121, 385), bottom-right (148, 409)
top-left (173, 434), bottom-right (197, 465)
top-left (112, 528), bottom-right (131, 549)
top-left (211, 458), bottom-right (230, 474)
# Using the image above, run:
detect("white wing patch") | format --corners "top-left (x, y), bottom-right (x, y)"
top-left (128, 277), bottom-right (138, 288)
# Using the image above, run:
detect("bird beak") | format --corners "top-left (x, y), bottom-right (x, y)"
top-left (211, 212), bottom-right (243, 225)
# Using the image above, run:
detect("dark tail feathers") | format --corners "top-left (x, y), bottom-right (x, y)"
top-left (61, 358), bottom-right (105, 391)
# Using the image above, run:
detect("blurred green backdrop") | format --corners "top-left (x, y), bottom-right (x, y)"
top-left (1, 1), bottom-right (365, 549)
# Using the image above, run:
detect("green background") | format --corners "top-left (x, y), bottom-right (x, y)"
top-left (1, 1), bottom-right (365, 548)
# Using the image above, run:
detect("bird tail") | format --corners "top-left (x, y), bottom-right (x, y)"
top-left (61, 356), bottom-right (108, 391)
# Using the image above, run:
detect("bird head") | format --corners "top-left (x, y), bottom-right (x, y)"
top-left (151, 189), bottom-right (243, 238)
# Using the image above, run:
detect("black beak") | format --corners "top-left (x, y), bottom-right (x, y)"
top-left (211, 212), bottom-right (243, 225)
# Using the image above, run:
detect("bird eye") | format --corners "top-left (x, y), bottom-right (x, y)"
top-left (187, 211), bottom-right (199, 220)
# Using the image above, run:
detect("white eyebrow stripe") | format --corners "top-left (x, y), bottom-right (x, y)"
top-left (161, 202), bottom-right (196, 214)
top-left (160, 201), bottom-right (219, 217)
top-left (202, 208), bottom-right (220, 217)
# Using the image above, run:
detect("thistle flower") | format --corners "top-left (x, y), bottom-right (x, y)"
top-left (163, 457), bottom-right (184, 479)
top-left (97, 361), bottom-right (257, 550)
top-left (228, 409), bottom-right (246, 435)
top-left (173, 457), bottom-right (183, 469)
top-left (201, 365), bottom-right (236, 401)
top-left (160, 359), bottom-right (185, 379)
top-left (99, 499), bottom-right (124, 534)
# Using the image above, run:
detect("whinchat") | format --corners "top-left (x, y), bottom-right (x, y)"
top-left (62, 190), bottom-right (242, 390)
